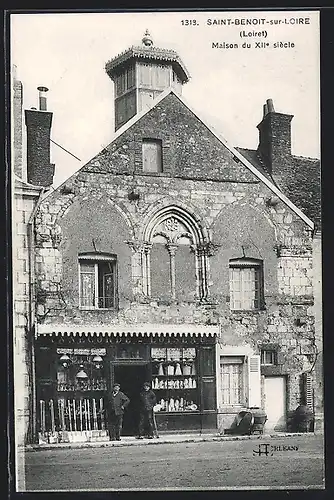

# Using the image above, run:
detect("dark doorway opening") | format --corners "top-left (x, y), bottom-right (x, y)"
top-left (113, 364), bottom-right (149, 436)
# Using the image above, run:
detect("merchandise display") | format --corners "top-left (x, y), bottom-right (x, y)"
top-left (151, 347), bottom-right (198, 412)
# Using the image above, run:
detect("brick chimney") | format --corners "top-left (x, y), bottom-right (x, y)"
top-left (257, 99), bottom-right (293, 175)
top-left (24, 86), bottom-right (55, 187)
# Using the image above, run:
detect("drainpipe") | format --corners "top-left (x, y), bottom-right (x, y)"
top-left (27, 187), bottom-right (47, 443)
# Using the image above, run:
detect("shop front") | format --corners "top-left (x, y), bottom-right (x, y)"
top-left (35, 324), bottom-right (219, 443)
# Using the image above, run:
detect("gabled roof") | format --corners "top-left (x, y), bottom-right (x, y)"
top-left (46, 87), bottom-right (315, 230)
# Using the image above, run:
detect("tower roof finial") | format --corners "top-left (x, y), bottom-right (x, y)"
top-left (142, 29), bottom-right (153, 47)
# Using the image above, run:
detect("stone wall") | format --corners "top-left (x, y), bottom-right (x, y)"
top-left (13, 184), bottom-right (41, 490)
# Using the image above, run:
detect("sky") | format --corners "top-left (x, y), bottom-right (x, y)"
top-left (11, 10), bottom-right (320, 188)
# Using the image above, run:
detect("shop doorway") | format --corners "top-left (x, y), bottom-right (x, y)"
top-left (113, 364), bottom-right (150, 436)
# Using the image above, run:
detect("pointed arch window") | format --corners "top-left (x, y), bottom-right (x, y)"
top-left (142, 208), bottom-right (208, 302)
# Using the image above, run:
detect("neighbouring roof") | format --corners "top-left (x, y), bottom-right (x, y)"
top-left (236, 148), bottom-right (321, 229)
top-left (236, 148), bottom-right (275, 184)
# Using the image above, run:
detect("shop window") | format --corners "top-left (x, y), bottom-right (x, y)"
top-left (56, 348), bottom-right (107, 393)
top-left (79, 254), bottom-right (117, 309)
top-left (115, 344), bottom-right (146, 360)
top-left (151, 347), bottom-right (199, 413)
top-left (261, 349), bottom-right (277, 366)
top-left (229, 258), bottom-right (263, 310)
top-left (142, 139), bottom-right (163, 173)
top-left (220, 356), bottom-right (245, 405)
top-left (41, 348), bottom-right (110, 436)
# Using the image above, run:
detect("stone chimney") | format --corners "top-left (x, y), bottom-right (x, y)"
top-left (257, 99), bottom-right (293, 175)
top-left (12, 65), bottom-right (24, 180)
top-left (24, 86), bottom-right (55, 186)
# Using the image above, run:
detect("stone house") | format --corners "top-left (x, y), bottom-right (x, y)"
top-left (14, 32), bottom-right (321, 443)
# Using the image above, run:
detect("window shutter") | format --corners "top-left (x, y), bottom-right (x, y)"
top-left (247, 355), bottom-right (261, 408)
top-left (302, 372), bottom-right (313, 408)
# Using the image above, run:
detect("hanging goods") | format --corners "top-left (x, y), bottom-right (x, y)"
top-left (93, 398), bottom-right (98, 430)
top-left (73, 399), bottom-right (77, 431)
top-left (84, 399), bottom-right (88, 431)
top-left (100, 398), bottom-right (105, 430)
top-left (191, 361), bottom-right (196, 375)
top-left (40, 400), bottom-right (46, 435)
top-left (68, 399), bottom-right (72, 432)
top-left (158, 363), bottom-right (164, 376)
top-left (49, 399), bottom-right (56, 434)
top-left (79, 399), bottom-right (83, 432)
top-left (87, 399), bottom-right (91, 431)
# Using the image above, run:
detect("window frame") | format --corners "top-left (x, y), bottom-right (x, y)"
top-left (260, 349), bottom-right (277, 366)
top-left (229, 258), bottom-right (264, 311)
top-left (220, 356), bottom-right (246, 406)
top-left (78, 254), bottom-right (117, 310)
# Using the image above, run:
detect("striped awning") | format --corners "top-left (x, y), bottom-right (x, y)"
top-left (36, 323), bottom-right (219, 338)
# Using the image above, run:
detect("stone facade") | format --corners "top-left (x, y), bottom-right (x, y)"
top-left (33, 92), bottom-right (318, 432)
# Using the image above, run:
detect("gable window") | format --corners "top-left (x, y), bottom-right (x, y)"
top-left (261, 349), bottom-right (277, 366)
top-left (220, 356), bottom-right (245, 405)
top-left (142, 139), bottom-right (163, 173)
top-left (79, 254), bottom-right (117, 309)
top-left (229, 258), bottom-right (263, 311)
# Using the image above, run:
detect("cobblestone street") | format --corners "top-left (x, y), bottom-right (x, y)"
top-left (23, 434), bottom-right (325, 491)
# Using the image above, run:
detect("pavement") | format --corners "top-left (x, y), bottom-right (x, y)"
top-left (23, 434), bottom-right (325, 491)
top-left (25, 431), bottom-right (319, 451)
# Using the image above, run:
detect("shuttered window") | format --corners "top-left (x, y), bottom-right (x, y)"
top-left (229, 259), bottom-right (263, 310)
top-left (220, 357), bottom-right (244, 405)
top-left (142, 139), bottom-right (163, 173)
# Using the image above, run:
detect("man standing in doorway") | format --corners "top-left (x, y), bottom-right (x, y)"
top-left (137, 382), bottom-right (157, 439)
top-left (107, 383), bottom-right (130, 441)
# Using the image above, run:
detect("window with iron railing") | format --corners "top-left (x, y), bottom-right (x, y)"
top-left (79, 254), bottom-right (117, 309)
